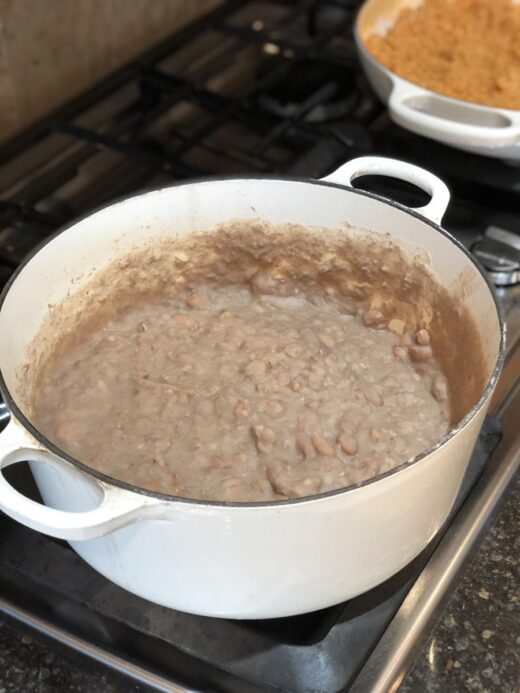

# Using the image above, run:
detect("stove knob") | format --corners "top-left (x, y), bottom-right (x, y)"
top-left (471, 239), bottom-right (520, 287)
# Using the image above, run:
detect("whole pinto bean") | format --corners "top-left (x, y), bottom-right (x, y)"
top-left (252, 424), bottom-right (277, 452)
top-left (337, 431), bottom-right (358, 456)
top-left (408, 344), bottom-right (433, 363)
top-left (415, 328), bottom-right (431, 345)
top-left (296, 435), bottom-right (315, 459)
top-left (393, 345), bottom-right (407, 361)
top-left (311, 435), bottom-right (335, 457)
top-left (431, 375), bottom-right (448, 402)
top-left (317, 333), bottom-right (335, 349)
top-left (362, 309), bottom-right (387, 329)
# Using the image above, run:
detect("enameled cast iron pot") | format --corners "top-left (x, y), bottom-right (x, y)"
top-left (355, 0), bottom-right (520, 159)
top-left (0, 156), bottom-right (504, 619)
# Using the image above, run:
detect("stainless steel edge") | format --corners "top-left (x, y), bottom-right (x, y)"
top-left (350, 374), bottom-right (520, 693)
top-left (0, 602), bottom-right (198, 693)
top-left (0, 401), bottom-right (9, 424)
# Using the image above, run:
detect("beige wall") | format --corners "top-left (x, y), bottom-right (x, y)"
top-left (0, 0), bottom-right (220, 142)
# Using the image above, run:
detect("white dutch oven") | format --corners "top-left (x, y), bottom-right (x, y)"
top-left (0, 156), bottom-right (504, 619)
top-left (356, 0), bottom-right (520, 159)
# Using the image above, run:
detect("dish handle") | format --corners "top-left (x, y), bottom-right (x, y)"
top-left (389, 83), bottom-right (520, 149)
top-left (322, 155), bottom-right (450, 224)
top-left (0, 417), bottom-right (163, 540)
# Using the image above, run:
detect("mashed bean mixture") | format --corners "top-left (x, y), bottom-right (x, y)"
top-left (33, 277), bottom-right (449, 501)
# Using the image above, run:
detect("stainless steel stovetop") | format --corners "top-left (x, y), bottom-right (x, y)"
top-left (0, 2), bottom-right (519, 691)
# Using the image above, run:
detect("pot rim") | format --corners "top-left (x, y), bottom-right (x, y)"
top-left (0, 174), bottom-right (506, 508)
top-left (353, 4), bottom-right (520, 116)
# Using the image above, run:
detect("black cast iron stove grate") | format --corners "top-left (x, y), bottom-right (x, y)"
top-left (0, 0), bottom-right (519, 290)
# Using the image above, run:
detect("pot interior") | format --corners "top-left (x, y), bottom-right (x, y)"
top-left (0, 179), bottom-right (502, 433)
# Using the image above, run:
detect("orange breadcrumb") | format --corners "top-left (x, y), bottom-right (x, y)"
top-left (364, 0), bottom-right (520, 110)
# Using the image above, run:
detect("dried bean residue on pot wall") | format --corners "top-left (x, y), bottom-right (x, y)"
top-left (21, 220), bottom-right (486, 428)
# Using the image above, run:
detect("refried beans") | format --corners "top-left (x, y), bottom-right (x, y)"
top-left (31, 232), bottom-right (451, 501)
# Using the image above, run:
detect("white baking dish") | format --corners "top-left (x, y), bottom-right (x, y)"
top-left (355, 0), bottom-right (520, 159)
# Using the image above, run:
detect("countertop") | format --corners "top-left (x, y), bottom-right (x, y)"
top-left (401, 470), bottom-right (519, 693)
top-left (0, 472), bottom-right (518, 693)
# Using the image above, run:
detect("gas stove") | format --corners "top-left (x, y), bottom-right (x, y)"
top-left (0, 2), bottom-right (519, 692)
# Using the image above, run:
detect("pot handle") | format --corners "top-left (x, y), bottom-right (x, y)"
top-left (388, 83), bottom-right (520, 149)
top-left (0, 418), bottom-right (163, 540)
top-left (321, 155), bottom-right (450, 224)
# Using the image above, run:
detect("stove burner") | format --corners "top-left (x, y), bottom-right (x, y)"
top-left (257, 59), bottom-right (360, 123)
